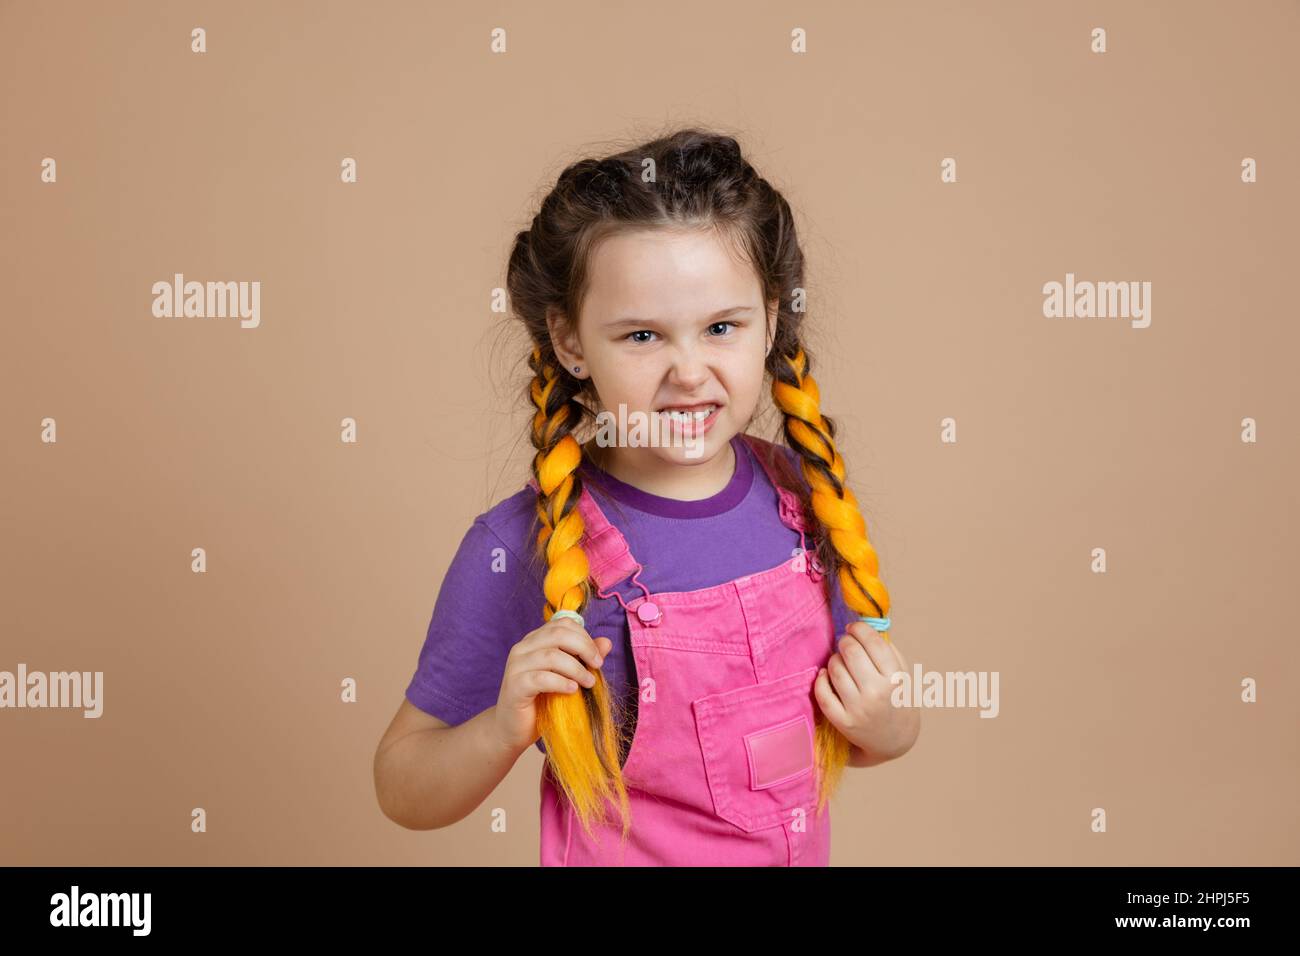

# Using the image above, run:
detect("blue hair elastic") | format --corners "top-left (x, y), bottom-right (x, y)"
top-left (550, 609), bottom-right (585, 628)
top-left (859, 615), bottom-right (891, 633)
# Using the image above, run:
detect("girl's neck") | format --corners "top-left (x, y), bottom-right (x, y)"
top-left (583, 436), bottom-right (738, 502)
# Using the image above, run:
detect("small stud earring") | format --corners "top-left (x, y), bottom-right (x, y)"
top-left (573, 366), bottom-right (581, 373)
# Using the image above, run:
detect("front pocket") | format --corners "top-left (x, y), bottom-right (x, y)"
top-left (692, 667), bottom-right (820, 833)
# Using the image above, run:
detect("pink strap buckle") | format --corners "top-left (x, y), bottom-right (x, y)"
top-left (597, 563), bottom-right (664, 627)
top-left (777, 493), bottom-right (808, 531)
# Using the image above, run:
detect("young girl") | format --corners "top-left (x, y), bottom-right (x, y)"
top-left (374, 128), bottom-right (920, 866)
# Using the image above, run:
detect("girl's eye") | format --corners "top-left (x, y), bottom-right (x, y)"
top-left (625, 322), bottom-right (736, 344)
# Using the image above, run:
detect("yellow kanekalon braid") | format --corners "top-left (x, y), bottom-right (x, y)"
top-left (528, 346), bottom-right (632, 843)
top-left (770, 347), bottom-right (892, 814)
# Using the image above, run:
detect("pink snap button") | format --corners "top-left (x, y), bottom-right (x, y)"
top-left (636, 601), bottom-right (661, 624)
top-left (780, 497), bottom-right (807, 530)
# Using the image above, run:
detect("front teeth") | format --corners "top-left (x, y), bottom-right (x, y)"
top-left (660, 404), bottom-right (716, 424)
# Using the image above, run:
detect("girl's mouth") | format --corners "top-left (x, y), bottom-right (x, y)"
top-left (656, 403), bottom-right (721, 436)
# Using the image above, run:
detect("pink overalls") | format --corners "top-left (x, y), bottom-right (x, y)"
top-left (536, 434), bottom-right (837, 866)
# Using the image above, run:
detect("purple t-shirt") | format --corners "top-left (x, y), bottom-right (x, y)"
top-left (404, 433), bottom-right (858, 753)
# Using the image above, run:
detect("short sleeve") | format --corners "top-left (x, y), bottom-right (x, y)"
top-left (404, 517), bottom-right (545, 729)
top-left (829, 576), bottom-right (858, 637)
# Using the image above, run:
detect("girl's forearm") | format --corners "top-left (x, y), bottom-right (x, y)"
top-left (374, 706), bottom-right (525, 830)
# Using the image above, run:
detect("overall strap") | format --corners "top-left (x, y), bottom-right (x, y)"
top-left (738, 434), bottom-right (824, 580)
top-left (525, 476), bottom-right (640, 592)
top-left (738, 433), bottom-right (810, 533)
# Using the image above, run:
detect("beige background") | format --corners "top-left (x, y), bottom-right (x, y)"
top-left (2, 0), bottom-right (1296, 866)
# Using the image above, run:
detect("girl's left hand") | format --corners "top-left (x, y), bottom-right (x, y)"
top-left (814, 621), bottom-right (921, 766)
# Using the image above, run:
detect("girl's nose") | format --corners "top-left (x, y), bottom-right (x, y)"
top-left (664, 349), bottom-right (710, 387)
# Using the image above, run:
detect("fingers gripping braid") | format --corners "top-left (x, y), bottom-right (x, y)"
top-left (527, 347), bottom-right (633, 841)
top-left (771, 346), bottom-right (894, 810)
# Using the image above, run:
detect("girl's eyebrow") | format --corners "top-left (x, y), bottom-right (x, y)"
top-left (604, 305), bottom-right (756, 330)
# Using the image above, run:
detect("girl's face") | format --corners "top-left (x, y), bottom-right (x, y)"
top-left (549, 226), bottom-right (776, 491)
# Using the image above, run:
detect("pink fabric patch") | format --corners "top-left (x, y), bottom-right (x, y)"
top-left (744, 716), bottom-right (814, 790)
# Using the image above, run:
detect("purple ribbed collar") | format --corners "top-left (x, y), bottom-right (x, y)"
top-left (579, 434), bottom-right (753, 518)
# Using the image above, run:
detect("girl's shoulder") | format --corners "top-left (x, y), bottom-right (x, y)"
top-left (739, 433), bottom-right (811, 496)
top-left (448, 484), bottom-right (546, 588)
top-left (473, 483), bottom-right (537, 536)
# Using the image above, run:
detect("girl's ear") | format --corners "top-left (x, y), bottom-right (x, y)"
top-left (546, 306), bottom-right (585, 374)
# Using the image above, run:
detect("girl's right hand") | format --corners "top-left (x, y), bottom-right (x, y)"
top-left (492, 615), bottom-right (614, 755)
